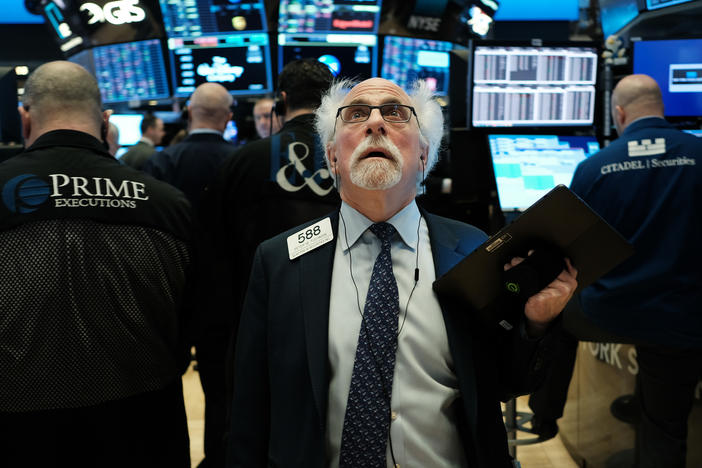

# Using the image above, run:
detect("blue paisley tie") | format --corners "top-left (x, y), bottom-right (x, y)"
top-left (339, 222), bottom-right (400, 468)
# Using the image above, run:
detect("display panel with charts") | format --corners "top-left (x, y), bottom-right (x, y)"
top-left (278, 33), bottom-right (376, 79)
top-left (381, 36), bottom-right (463, 96)
top-left (278, 0), bottom-right (382, 34)
top-left (472, 43), bottom-right (598, 127)
top-left (159, 0), bottom-right (268, 37)
top-left (488, 134), bottom-right (601, 212)
top-left (169, 33), bottom-right (273, 96)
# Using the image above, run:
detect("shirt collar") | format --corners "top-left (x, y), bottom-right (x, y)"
top-left (339, 200), bottom-right (420, 252)
top-left (189, 128), bottom-right (223, 136)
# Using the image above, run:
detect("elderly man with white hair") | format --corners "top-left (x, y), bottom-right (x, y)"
top-left (226, 78), bottom-right (577, 468)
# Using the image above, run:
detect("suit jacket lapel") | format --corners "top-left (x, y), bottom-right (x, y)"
top-left (299, 212), bottom-right (339, 429)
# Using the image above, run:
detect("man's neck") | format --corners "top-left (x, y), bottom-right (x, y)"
top-left (283, 108), bottom-right (314, 124)
top-left (342, 190), bottom-right (416, 223)
top-left (140, 136), bottom-right (155, 146)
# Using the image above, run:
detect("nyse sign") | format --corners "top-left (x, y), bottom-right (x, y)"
top-left (80, 0), bottom-right (146, 26)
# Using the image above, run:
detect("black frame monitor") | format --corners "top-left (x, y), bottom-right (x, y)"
top-left (159, 0), bottom-right (268, 38)
top-left (278, 0), bottom-right (382, 34)
top-left (381, 36), bottom-right (463, 97)
top-left (472, 43), bottom-right (598, 128)
top-left (488, 134), bottom-right (601, 212)
top-left (278, 33), bottom-right (377, 79)
top-left (70, 39), bottom-right (171, 104)
top-left (633, 38), bottom-right (702, 118)
top-left (169, 32), bottom-right (273, 97)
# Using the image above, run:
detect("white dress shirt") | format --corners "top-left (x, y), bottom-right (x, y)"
top-left (325, 200), bottom-right (468, 468)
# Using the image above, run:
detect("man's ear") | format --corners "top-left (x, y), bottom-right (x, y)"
top-left (18, 105), bottom-right (31, 141)
top-left (327, 143), bottom-right (337, 174)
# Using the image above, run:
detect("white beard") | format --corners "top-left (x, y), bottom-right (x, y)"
top-left (349, 136), bottom-right (403, 190)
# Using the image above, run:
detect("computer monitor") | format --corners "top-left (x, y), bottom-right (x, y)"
top-left (278, 0), bottom-right (382, 33)
top-left (488, 134), bottom-right (601, 212)
top-left (169, 33), bottom-right (273, 97)
top-left (0, 67), bottom-right (22, 144)
top-left (159, 0), bottom-right (268, 37)
top-left (381, 36), bottom-right (462, 96)
top-left (109, 114), bottom-right (144, 146)
top-left (472, 43), bottom-right (598, 127)
top-left (278, 33), bottom-right (377, 79)
top-left (493, 0), bottom-right (579, 20)
top-left (68, 39), bottom-right (170, 104)
top-left (646, 0), bottom-right (697, 10)
top-left (633, 38), bottom-right (702, 118)
top-left (598, 0), bottom-right (642, 38)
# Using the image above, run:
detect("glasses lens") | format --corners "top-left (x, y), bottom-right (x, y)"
top-left (381, 104), bottom-right (411, 122)
top-left (341, 105), bottom-right (371, 122)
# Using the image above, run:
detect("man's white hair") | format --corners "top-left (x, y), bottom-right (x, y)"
top-left (314, 79), bottom-right (445, 191)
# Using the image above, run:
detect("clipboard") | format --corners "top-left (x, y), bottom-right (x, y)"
top-left (432, 185), bottom-right (634, 313)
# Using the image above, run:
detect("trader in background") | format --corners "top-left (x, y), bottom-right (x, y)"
top-left (120, 112), bottom-right (164, 169)
top-left (226, 77), bottom-right (578, 467)
top-left (0, 61), bottom-right (193, 467)
top-left (252, 96), bottom-right (281, 139)
top-left (199, 58), bottom-right (339, 466)
top-left (143, 82), bottom-right (237, 209)
top-left (540, 74), bottom-right (702, 467)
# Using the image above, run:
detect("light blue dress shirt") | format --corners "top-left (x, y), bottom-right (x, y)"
top-left (325, 200), bottom-right (468, 468)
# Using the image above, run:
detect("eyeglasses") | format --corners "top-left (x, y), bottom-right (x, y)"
top-left (336, 104), bottom-right (417, 123)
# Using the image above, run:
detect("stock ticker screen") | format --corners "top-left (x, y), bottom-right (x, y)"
top-left (169, 33), bottom-right (273, 96)
top-left (488, 134), bottom-right (601, 211)
top-left (278, 0), bottom-right (382, 33)
top-left (70, 39), bottom-right (170, 104)
top-left (159, 0), bottom-right (267, 37)
top-left (279, 33), bottom-right (377, 79)
top-left (381, 36), bottom-right (458, 96)
top-left (472, 44), bottom-right (598, 127)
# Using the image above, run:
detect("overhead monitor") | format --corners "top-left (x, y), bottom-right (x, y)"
top-left (278, 0), bottom-right (382, 34)
top-left (169, 32), bottom-right (273, 96)
top-left (646, 0), bottom-right (697, 9)
top-left (488, 134), bottom-right (601, 212)
top-left (633, 38), bottom-right (702, 118)
top-left (279, 33), bottom-right (377, 79)
top-left (109, 114), bottom-right (144, 146)
top-left (472, 44), bottom-right (598, 127)
top-left (159, 0), bottom-right (267, 37)
top-left (69, 39), bottom-right (170, 104)
top-left (598, 0), bottom-right (642, 38)
top-left (41, 0), bottom-right (165, 55)
top-left (493, 0), bottom-right (579, 21)
top-left (381, 36), bottom-right (462, 96)
top-left (3, 0), bottom-right (44, 23)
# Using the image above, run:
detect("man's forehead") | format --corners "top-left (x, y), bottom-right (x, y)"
top-left (343, 79), bottom-right (410, 105)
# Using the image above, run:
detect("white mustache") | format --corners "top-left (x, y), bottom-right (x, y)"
top-left (349, 135), bottom-right (403, 167)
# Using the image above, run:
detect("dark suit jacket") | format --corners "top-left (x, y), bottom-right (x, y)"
top-left (143, 132), bottom-right (237, 209)
top-left (227, 211), bottom-right (554, 468)
top-left (120, 141), bottom-right (156, 170)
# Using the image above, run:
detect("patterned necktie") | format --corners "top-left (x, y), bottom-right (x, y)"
top-left (339, 222), bottom-right (400, 468)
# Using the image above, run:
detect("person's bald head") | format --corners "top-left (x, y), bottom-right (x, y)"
top-left (187, 83), bottom-right (234, 132)
top-left (611, 74), bottom-right (664, 134)
top-left (20, 61), bottom-right (107, 146)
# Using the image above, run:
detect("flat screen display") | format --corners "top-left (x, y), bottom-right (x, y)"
top-left (159, 0), bottom-right (267, 37)
top-left (279, 33), bottom-right (376, 79)
top-left (472, 44), bottom-right (598, 127)
top-left (169, 33), bottom-right (273, 96)
top-left (3, 0), bottom-right (44, 23)
top-left (488, 134), bottom-right (601, 211)
top-left (493, 0), bottom-right (579, 20)
top-left (598, 0), bottom-right (641, 37)
top-left (109, 114), bottom-right (144, 145)
top-left (278, 0), bottom-right (382, 33)
top-left (70, 39), bottom-right (170, 104)
top-left (646, 0), bottom-right (697, 10)
top-left (381, 36), bottom-right (459, 96)
top-left (633, 38), bottom-right (702, 118)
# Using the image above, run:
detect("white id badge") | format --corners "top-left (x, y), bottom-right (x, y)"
top-left (287, 217), bottom-right (334, 260)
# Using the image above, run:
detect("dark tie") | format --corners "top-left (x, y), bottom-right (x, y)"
top-left (339, 222), bottom-right (400, 468)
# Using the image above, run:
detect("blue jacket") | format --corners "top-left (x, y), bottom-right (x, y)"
top-left (570, 117), bottom-right (702, 347)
